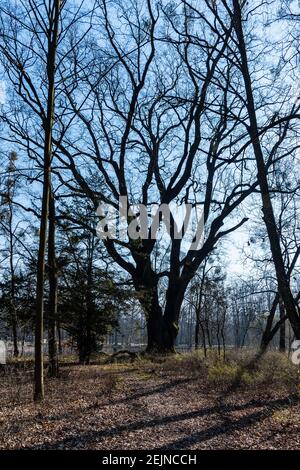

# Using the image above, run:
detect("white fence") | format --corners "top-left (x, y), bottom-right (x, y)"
top-left (0, 341), bottom-right (6, 364)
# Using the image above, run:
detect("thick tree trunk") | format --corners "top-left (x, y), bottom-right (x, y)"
top-left (145, 300), bottom-right (165, 353)
top-left (259, 315), bottom-right (287, 357)
top-left (134, 250), bottom-right (187, 354)
top-left (260, 293), bottom-right (280, 354)
top-left (139, 283), bottom-right (178, 354)
top-left (133, 263), bottom-right (166, 353)
top-left (162, 306), bottom-right (180, 353)
top-left (47, 187), bottom-right (59, 377)
top-left (143, 277), bottom-right (190, 353)
top-left (233, 0), bottom-right (300, 340)
top-left (137, 235), bottom-right (184, 353)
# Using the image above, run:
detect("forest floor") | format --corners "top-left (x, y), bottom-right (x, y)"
top-left (1, 351), bottom-right (300, 450)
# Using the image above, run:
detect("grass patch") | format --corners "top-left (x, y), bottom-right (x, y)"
top-left (140, 349), bottom-right (300, 393)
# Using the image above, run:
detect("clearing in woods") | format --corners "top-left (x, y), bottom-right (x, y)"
top-left (0, 351), bottom-right (300, 450)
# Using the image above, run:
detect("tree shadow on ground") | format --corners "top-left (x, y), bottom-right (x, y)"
top-left (159, 396), bottom-right (299, 449)
top-left (29, 394), bottom-right (298, 450)
top-left (105, 377), bottom-right (194, 405)
top-left (1, 377), bottom-right (194, 430)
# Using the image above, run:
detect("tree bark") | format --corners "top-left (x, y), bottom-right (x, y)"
top-left (195, 314), bottom-right (200, 350)
top-left (145, 293), bottom-right (165, 353)
top-left (47, 186), bottom-right (59, 377)
top-left (143, 278), bottom-right (186, 354)
top-left (83, 236), bottom-right (96, 365)
top-left (34, 0), bottom-right (61, 402)
top-left (163, 291), bottom-right (183, 353)
top-left (8, 173), bottom-right (18, 357)
top-left (57, 322), bottom-right (62, 354)
top-left (279, 298), bottom-right (286, 352)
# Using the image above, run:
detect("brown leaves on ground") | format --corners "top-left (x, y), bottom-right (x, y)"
top-left (1, 351), bottom-right (300, 450)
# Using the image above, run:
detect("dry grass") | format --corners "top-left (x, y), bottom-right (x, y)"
top-left (138, 349), bottom-right (300, 393)
top-left (0, 350), bottom-right (300, 450)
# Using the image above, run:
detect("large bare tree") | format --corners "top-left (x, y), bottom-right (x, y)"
top-left (52, 0), bottom-right (273, 352)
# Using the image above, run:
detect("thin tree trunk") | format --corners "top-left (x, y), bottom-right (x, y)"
top-left (279, 298), bottom-right (286, 352)
top-left (35, 180), bottom-right (49, 400)
top-left (194, 272), bottom-right (205, 350)
top-left (21, 330), bottom-right (25, 356)
top-left (8, 188), bottom-right (18, 357)
top-left (195, 314), bottom-right (200, 350)
top-left (216, 325), bottom-right (221, 357)
top-left (233, 0), bottom-right (300, 340)
top-left (84, 235), bottom-right (95, 365)
top-left (221, 327), bottom-right (226, 361)
top-left (34, 0), bottom-right (61, 402)
top-left (47, 186), bottom-right (59, 377)
top-left (57, 322), bottom-right (62, 354)
top-left (200, 322), bottom-right (207, 357)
